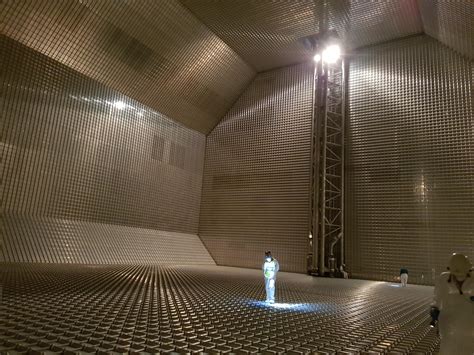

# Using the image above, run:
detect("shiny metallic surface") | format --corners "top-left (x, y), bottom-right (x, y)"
top-left (334, 1), bottom-right (423, 50)
top-left (0, 3), bottom-right (471, 349)
top-left (312, 62), bottom-right (346, 275)
top-left (2, 215), bottom-right (215, 264)
top-left (418, 0), bottom-right (474, 60)
top-left (1, 36), bottom-right (211, 263)
top-left (0, 263), bottom-right (439, 353)
top-left (180, 0), bottom-right (336, 71)
top-left (181, 0), bottom-right (423, 71)
top-left (0, 0), bottom-right (255, 133)
top-left (1, 0), bottom-right (472, 285)
top-left (346, 35), bottom-right (474, 284)
top-left (199, 63), bottom-right (313, 273)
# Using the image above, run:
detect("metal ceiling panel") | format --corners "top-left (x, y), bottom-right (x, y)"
top-left (0, 0), bottom-right (255, 133)
top-left (181, 0), bottom-right (335, 71)
top-left (418, 0), bottom-right (474, 60)
top-left (334, 1), bottom-right (423, 49)
top-left (180, 0), bottom-right (423, 72)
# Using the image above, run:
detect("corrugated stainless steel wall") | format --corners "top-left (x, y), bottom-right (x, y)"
top-left (199, 63), bottom-right (313, 273)
top-left (1, 36), bottom-right (213, 264)
top-left (346, 35), bottom-right (474, 284)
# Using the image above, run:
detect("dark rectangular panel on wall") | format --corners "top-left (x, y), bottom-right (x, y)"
top-left (0, 36), bottom-right (210, 264)
top-left (199, 63), bottom-right (313, 273)
top-left (346, 35), bottom-right (473, 284)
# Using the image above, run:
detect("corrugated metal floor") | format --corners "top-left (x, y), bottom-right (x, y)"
top-left (0, 264), bottom-right (439, 354)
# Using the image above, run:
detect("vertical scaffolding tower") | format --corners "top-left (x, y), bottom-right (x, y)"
top-left (309, 57), bottom-right (346, 276)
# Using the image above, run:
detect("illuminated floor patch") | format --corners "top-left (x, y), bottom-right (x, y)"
top-left (0, 264), bottom-right (439, 354)
top-left (247, 300), bottom-right (328, 313)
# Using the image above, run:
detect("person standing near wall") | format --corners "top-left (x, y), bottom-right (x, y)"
top-left (400, 267), bottom-right (409, 287)
top-left (340, 264), bottom-right (348, 279)
top-left (430, 253), bottom-right (473, 355)
top-left (262, 251), bottom-right (279, 303)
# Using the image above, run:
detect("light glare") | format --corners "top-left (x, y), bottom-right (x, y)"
top-left (248, 300), bottom-right (324, 312)
top-left (313, 54), bottom-right (321, 62)
top-left (269, 303), bottom-right (301, 309)
top-left (113, 101), bottom-right (126, 110)
top-left (322, 45), bottom-right (341, 63)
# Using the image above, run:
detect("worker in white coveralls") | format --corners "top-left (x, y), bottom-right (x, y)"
top-left (430, 253), bottom-right (474, 355)
top-left (400, 267), bottom-right (409, 287)
top-left (262, 251), bottom-right (279, 303)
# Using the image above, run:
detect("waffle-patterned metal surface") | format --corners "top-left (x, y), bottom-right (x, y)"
top-left (418, 0), bottom-right (474, 60)
top-left (1, 36), bottom-right (211, 264)
top-left (181, 0), bottom-right (423, 71)
top-left (1, 36), bottom-right (205, 233)
top-left (199, 63), bottom-right (313, 273)
top-left (346, 35), bottom-right (474, 284)
top-left (0, 264), bottom-right (439, 354)
top-left (1, 215), bottom-right (215, 265)
top-left (0, 0), bottom-right (255, 133)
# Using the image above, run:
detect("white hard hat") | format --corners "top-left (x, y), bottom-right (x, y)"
top-left (449, 253), bottom-right (472, 278)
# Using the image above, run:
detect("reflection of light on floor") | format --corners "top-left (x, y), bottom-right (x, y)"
top-left (248, 300), bottom-right (321, 312)
top-left (269, 303), bottom-right (302, 309)
top-left (389, 284), bottom-right (402, 288)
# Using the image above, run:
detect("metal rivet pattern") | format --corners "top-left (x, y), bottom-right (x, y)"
top-left (0, 0), bottom-right (255, 133)
top-left (418, 0), bottom-right (474, 60)
top-left (180, 0), bottom-right (423, 71)
top-left (0, 36), bottom-right (213, 265)
top-left (199, 63), bottom-right (313, 273)
top-left (0, 264), bottom-right (439, 354)
top-left (346, 35), bottom-right (474, 284)
top-left (2, 214), bottom-right (215, 265)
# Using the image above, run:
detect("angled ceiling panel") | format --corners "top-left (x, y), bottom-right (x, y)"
top-left (0, 0), bottom-right (256, 133)
top-left (418, 0), bottom-right (474, 60)
top-left (180, 0), bottom-right (423, 72)
top-left (181, 0), bottom-right (339, 71)
top-left (334, 1), bottom-right (423, 49)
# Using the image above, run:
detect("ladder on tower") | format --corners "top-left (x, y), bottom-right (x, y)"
top-left (309, 60), bottom-right (346, 276)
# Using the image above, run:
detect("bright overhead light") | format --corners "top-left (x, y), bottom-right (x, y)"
top-left (313, 54), bottom-right (321, 62)
top-left (113, 101), bottom-right (126, 110)
top-left (322, 44), bottom-right (341, 63)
